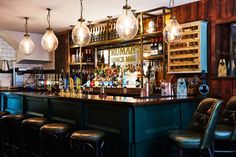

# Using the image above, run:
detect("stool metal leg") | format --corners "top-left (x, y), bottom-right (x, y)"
top-left (179, 149), bottom-right (183, 157)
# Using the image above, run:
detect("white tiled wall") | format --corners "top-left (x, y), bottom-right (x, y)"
top-left (0, 37), bottom-right (55, 87)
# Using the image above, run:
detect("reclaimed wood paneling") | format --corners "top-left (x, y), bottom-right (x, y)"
top-left (220, 79), bottom-right (233, 101)
top-left (173, 2), bottom-right (200, 24)
top-left (220, 0), bottom-right (234, 19)
top-left (208, 79), bottom-right (220, 97)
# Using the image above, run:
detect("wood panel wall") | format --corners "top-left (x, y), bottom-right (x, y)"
top-left (174, 0), bottom-right (236, 101)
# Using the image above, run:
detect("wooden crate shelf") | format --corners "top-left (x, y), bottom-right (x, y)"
top-left (168, 20), bottom-right (208, 74)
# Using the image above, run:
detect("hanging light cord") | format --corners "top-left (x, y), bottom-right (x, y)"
top-left (47, 8), bottom-right (51, 29)
top-left (169, 0), bottom-right (174, 8)
top-left (125, 0), bottom-right (128, 14)
top-left (25, 17), bottom-right (28, 35)
top-left (169, 0), bottom-right (174, 17)
top-left (80, 0), bottom-right (83, 20)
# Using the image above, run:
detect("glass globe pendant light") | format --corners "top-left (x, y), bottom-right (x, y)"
top-left (41, 8), bottom-right (58, 52)
top-left (116, 0), bottom-right (138, 40)
top-left (163, 0), bottom-right (183, 45)
top-left (19, 17), bottom-right (35, 55)
top-left (72, 0), bottom-right (91, 47)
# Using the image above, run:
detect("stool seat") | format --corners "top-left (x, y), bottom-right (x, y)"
top-left (168, 130), bottom-right (202, 149)
top-left (40, 123), bottom-right (71, 134)
top-left (1, 114), bottom-right (25, 121)
top-left (40, 123), bottom-right (72, 157)
top-left (71, 130), bottom-right (104, 141)
top-left (214, 124), bottom-right (233, 140)
top-left (0, 111), bottom-right (10, 117)
top-left (22, 117), bottom-right (47, 127)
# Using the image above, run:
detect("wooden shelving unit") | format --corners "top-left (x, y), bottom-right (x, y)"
top-left (67, 7), bottom-right (171, 86)
top-left (168, 20), bottom-right (208, 74)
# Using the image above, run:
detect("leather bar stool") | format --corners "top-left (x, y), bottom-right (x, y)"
top-left (40, 123), bottom-right (72, 157)
top-left (1, 114), bottom-right (25, 155)
top-left (214, 96), bottom-right (236, 156)
top-left (70, 130), bottom-right (104, 157)
top-left (0, 111), bottom-right (10, 147)
top-left (22, 117), bottom-right (47, 157)
top-left (168, 98), bottom-right (223, 157)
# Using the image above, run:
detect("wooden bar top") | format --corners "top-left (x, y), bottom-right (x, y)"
top-left (4, 91), bottom-right (204, 107)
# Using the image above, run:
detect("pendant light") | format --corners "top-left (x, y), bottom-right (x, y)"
top-left (116, 0), bottom-right (138, 40)
top-left (19, 17), bottom-right (35, 55)
top-left (41, 8), bottom-right (58, 52)
top-left (163, 0), bottom-right (183, 45)
top-left (72, 0), bottom-right (91, 47)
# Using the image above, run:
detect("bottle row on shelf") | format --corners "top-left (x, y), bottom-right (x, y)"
top-left (71, 48), bottom-right (94, 64)
top-left (90, 22), bottom-right (119, 43)
top-left (75, 63), bottom-right (142, 89)
top-left (69, 15), bottom-right (165, 45)
top-left (143, 36), bottom-right (163, 58)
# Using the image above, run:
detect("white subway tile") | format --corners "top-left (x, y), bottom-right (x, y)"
top-left (0, 45), bottom-right (6, 48)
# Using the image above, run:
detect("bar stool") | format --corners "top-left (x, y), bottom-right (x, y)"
top-left (0, 111), bottom-right (10, 146)
top-left (1, 114), bottom-right (25, 155)
top-left (214, 96), bottom-right (236, 156)
top-left (40, 123), bottom-right (72, 157)
top-left (22, 117), bottom-right (47, 157)
top-left (168, 98), bottom-right (223, 157)
top-left (70, 130), bottom-right (104, 157)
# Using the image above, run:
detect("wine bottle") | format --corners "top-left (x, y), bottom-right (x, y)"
top-left (87, 49), bottom-right (92, 62)
top-left (158, 37), bottom-right (163, 55)
top-left (75, 49), bottom-right (79, 63)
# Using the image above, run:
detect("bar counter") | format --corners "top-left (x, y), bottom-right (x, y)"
top-left (0, 91), bottom-right (203, 157)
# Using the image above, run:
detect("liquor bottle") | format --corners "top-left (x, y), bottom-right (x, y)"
top-left (58, 73), bottom-right (63, 90)
top-left (110, 23), bottom-right (114, 39)
top-left (92, 27), bottom-right (96, 42)
top-left (46, 74), bottom-right (52, 92)
top-left (150, 63), bottom-right (156, 81)
top-left (83, 49), bottom-right (88, 62)
top-left (76, 71), bottom-right (81, 91)
top-left (154, 38), bottom-right (158, 55)
top-left (101, 26), bottom-right (105, 41)
top-left (136, 64), bottom-right (142, 79)
top-left (98, 26), bottom-right (101, 41)
top-left (87, 49), bottom-right (92, 62)
top-left (113, 23), bottom-right (118, 39)
top-left (158, 37), bottom-right (163, 55)
top-left (150, 39), bottom-right (155, 56)
top-left (64, 72), bottom-right (69, 90)
top-left (100, 51), bottom-right (105, 64)
top-left (44, 74), bottom-right (48, 90)
top-left (94, 27), bottom-right (97, 42)
top-left (104, 25), bottom-right (108, 40)
top-left (122, 66), bottom-right (127, 88)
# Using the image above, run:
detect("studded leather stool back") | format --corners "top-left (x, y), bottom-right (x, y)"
top-left (40, 123), bottom-right (72, 157)
top-left (218, 96), bottom-right (236, 139)
top-left (70, 130), bottom-right (104, 157)
top-left (189, 98), bottom-right (223, 150)
top-left (22, 117), bottom-right (47, 156)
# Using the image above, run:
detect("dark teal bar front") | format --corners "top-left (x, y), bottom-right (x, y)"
top-left (0, 92), bottom-right (200, 157)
